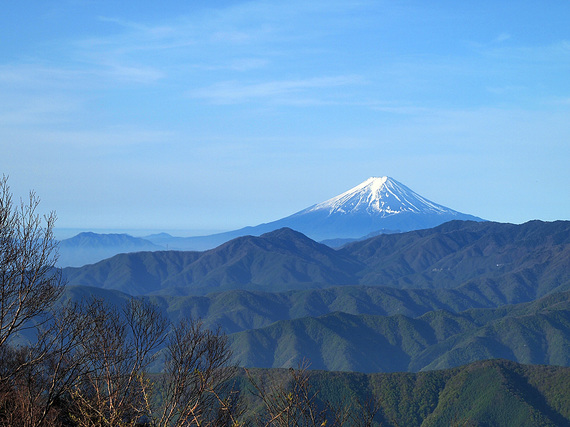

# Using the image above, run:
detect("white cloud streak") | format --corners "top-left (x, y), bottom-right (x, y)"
top-left (190, 75), bottom-right (365, 104)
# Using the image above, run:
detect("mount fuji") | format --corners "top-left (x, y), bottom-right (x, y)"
top-left (147, 176), bottom-right (485, 250)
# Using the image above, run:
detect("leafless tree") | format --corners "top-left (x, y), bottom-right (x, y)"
top-left (0, 177), bottom-right (241, 426)
top-left (152, 319), bottom-right (242, 427)
top-left (70, 298), bottom-right (168, 426)
top-left (246, 360), bottom-right (329, 427)
top-left (1, 292), bottom-right (241, 427)
top-left (0, 175), bottom-right (63, 351)
top-left (67, 300), bottom-right (242, 427)
top-left (0, 175), bottom-right (69, 426)
top-left (0, 301), bottom-right (96, 427)
top-left (247, 360), bottom-right (381, 427)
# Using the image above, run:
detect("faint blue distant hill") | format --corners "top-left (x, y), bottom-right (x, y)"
top-left (58, 232), bottom-right (162, 267)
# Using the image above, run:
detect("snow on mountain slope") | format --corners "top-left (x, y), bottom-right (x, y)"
top-left (305, 176), bottom-right (453, 216)
top-left (250, 176), bottom-right (486, 242)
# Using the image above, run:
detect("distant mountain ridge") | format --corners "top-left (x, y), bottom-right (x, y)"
top-left (63, 220), bottom-right (570, 298)
top-left (61, 276), bottom-right (570, 337)
top-left (58, 284), bottom-right (570, 374)
top-left (58, 232), bottom-right (162, 267)
top-left (64, 228), bottom-right (360, 295)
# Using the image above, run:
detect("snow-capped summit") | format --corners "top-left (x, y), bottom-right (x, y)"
top-left (308, 176), bottom-right (453, 217)
top-left (146, 176), bottom-right (486, 251)
top-left (270, 176), bottom-right (485, 241)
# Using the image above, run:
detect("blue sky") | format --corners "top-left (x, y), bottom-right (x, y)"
top-left (2, 0), bottom-right (569, 236)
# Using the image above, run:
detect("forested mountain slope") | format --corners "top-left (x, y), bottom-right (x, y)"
top-left (64, 228), bottom-right (361, 295)
top-left (229, 290), bottom-right (570, 372)
top-left (64, 220), bottom-right (570, 298)
top-left (239, 359), bottom-right (570, 427)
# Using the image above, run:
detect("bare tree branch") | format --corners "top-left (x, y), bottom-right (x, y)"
top-left (0, 175), bottom-right (63, 351)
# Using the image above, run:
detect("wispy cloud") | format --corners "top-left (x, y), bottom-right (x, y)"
top-left (0, 59), bottom-right (163, 91)
top-left (0, 95), bottom-right (80, 126)
top-left (61, 0), bottom-right (372, 83)
top-left (0, 64), bottom-right (88, 89)
top-left (190, 75), bottom-right (364, 104)
top-left (187, 58), bottom-right (269, 73)
top-left (481, 39), bottom-right (570, 63)
top-left (493, 32), bottom-right (511, 43)
top-left (546, 96), bottom-right (570, 106)
top-left (4, 127), bottom-right (175, 154)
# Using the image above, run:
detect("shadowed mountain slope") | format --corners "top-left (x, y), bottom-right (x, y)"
top-left (344, 219), bottom-right (570, 293)
top-left (142, 280), bottom-right (562, 334)
top-left (64, 220), bottom-right (570, 298)
top-left (229, 290), bottom-right (570, 372)
top-left (61, 278), bottom-right (569, 337)
top-left (53, 285), bottom-right (570, 377)
top-left (64, 228), bottom-right (361, 295)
